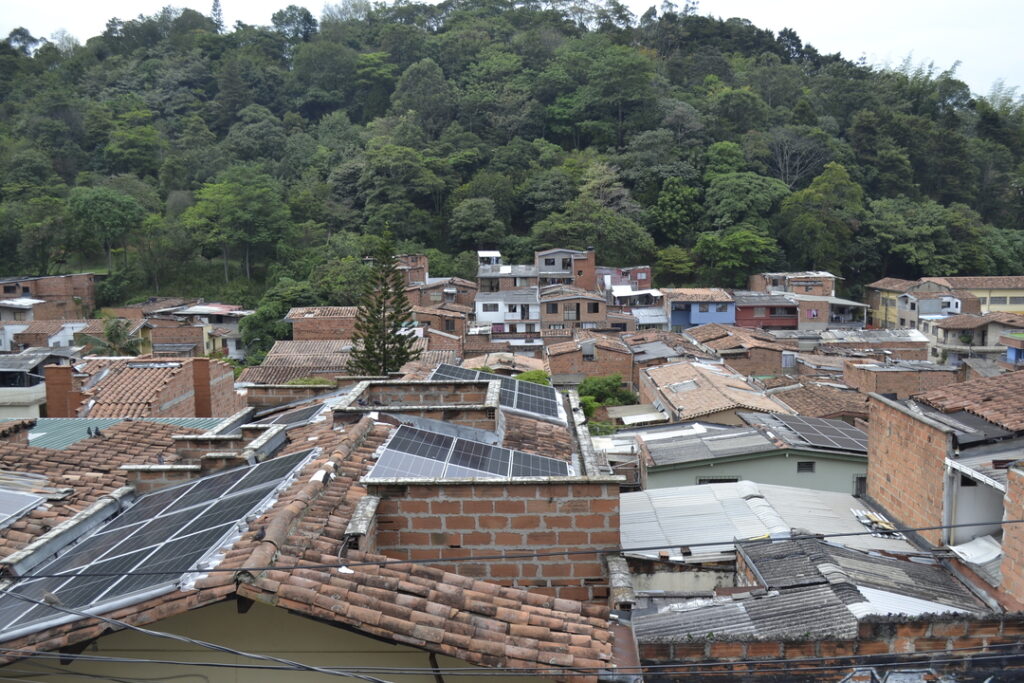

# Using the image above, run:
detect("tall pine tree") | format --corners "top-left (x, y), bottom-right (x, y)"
top-left (346, 234), bottom-right (420, 375)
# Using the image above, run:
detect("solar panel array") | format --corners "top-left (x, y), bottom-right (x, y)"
top-left (773, 414), bottom-right (868, 452)
top-left (0, 448), bottom-right (317, 639)
top-left (429, 364), bottom-right (563, 421)
top-left (367, 425), bottom-right (571, 480)
top-left (0, 488), bottom-right (45, 530)
top-left (253, 404), bottom-right (324, 426)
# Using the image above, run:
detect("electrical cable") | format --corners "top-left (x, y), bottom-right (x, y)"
top-left (0, 591), bottom-right (393, 683)
top-left (1, 637), bottom-right (1022, 676)
top-left (11, 517), bottom-right (1024, 582)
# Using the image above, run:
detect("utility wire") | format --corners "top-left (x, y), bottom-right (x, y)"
top-left (0, 591), bottom-right (393, 683)
top-left (1, 637), bottom-right (1023, 676)
top-left (11, 517), bottom-right (1024, 582)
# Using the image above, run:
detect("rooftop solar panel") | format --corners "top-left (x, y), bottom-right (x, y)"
top-left (0, 488), bottom-right (45, 530)
top-left (366, 425), bottom-right (572, 480)
top-left (430, 364), bottom-right (565, 423)
top-left (772, 414), bottom-right (868, 452)
top-left (0, 449), bottom-right (317, 641)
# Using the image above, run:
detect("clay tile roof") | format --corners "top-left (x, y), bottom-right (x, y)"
top-left (268, 340), bottom-right (352, 355)
top-left (237, 366), bottom-right (343, 384)
top-left (412, 305), bottom-right (465, 318)
top-left (866, 278), bottom-right (917, 292)
top-left (645, 362), bottom-right (793, 420)
top-left (923, 275), bottom-right (1024, 289)
top-left (772, 383), bottom-right (869, 419)
top-left (84, 362), bottom-right (186, 418)
top-left (285, 306), bottom-right (358, 320)
top-left (660, 288), bottom-right (733, 303)
top-left (916, 370), bottom-right (1024, 431)
top-left (501, 413), bottom-right (574, 461)
top-left (687, 323), bottom-right (784, 351)
top-left (935, 312), bottom-right (1024, 330)
top-left (0, 420), bottom-right (203, 558)
top-left (439, 302), bottom-right (474, 314)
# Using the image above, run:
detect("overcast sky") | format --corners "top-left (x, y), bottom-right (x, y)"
top-left (2, 0), bottom-right (1020, 96)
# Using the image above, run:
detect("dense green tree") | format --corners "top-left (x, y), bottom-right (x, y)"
top-left (578, 373), bottom-right (637, 406)
top-left (68, 186), bottom-right (145, 271)
top-left (694, 224), bottom-right (780, 287)
top-left (347, 234), bottom-right (420, 375)
top-left (777, 162), bottom-right (865, 274)
top-left (79, 318), bottom-right (144, 355)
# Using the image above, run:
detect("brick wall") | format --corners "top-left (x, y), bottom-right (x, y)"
top-left (719, 347), bottom-right (783, 377)
top-left (1001, 465), bottom-right (1024, 605)
top-left (291, 316), bottom-right (357, 340)
top-left (843, 360), bottom-right (960, 399)
top-left (246, 382), bottom-right (340, 411)
top-left (828, 341), bottom-right (928, 361)
top-left (547, 347), bottom-right (632, 385)
top-left (866, 394), bottom-right (951, 546)
top-left (6, 274), bottom-right (95, 313)
top-left (150, 324), bottom-right (205, 351)
top-left (413, 310), bottom-right (466, 337)
top-left (369, 481), bottom-right (619, 602)
top-left (43, 365), bottom-right (84, 418)
top-left (150, 364), bottom-right (196, 417)
top-left (638, 614), bottom-right (1024, 681)
top-left (206, 359), bottom-right (245, 417)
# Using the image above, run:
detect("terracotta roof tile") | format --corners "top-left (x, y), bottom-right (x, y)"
top-left (865, 278), bottom-right (917, 292)
top-left (645, 362), bottom-right (793, 420)
top-left (660, 288), bottom-right (733, 303)
top-left (935, 312), bottom-right (1024, 330)
top-left (924, 276), bottom-right (1024, 289)
top-left (771, 382), bottom-right (869, 419)
top-left (285, 306), bottom-right (358, 320)
top-left (687, 323), bottom-right (786, 351)
top-left (502, 413), bottom-right (574, 461)
top-left (916, 370), bottom-right (1024, 431)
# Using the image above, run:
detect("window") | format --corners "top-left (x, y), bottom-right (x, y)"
top-left (960, 475), bottom-right (977, 487)
top-left (486, 280), bottom-right (499, 292)
top-left (507, 304), bottom-right (517, 313)
top-left (854, 476), bottom-right (867, 497)
top-left (1011, 297), bottom-right (1024, 304)
top-left (430, 292), bottom-right (442, 302)
top-left (549, 324), bottom-right (564, 330)
top-left (716, 303), bottom-right (728, 313)
top-left (544, 258), bottom-right (556, 266)
top-left (797, 462), bottom-right (816, 473)
top-left (482, 303), bottom-right (498, 312)
top-left (587, 302), bottom-right (600, 314)
top-left (910, 321), bottom-right (917, 329)
top-left (637, 272), bottom-right (647, 280)
top-left (525, 324), bottom-right (536, 333)
top-left (577, 270), bottom-right (583, 277)
top-left (921, 323), bottom-right (929, 333)
top-left (910, 302), bottom-right (916, 311)
top-left (899, 318), bottom-right (905, 326)
top-left (444, 319), bottom-right (455, 332)
top-left (978, 297), bottom-right (988, 305)
top-left (583, 353), bottom-right (596, 362)
top-left (20, 287), bottom-right (29, 294)
top-left (804, 285), bottom-right (813, 292)
top-left (754, 307), bottom-right (767, 317)
top-left (2, 285), bottom-right (15, 294)
top-left (771, 278), bottom-right (780, 287)
top-left (562, 258), bottom-right (571, 269)
top-left (546, 303), bottom-right (558, 314)
top-left (698, 303), bottom-right (709, 312)
top-left (991, 296), bottom-right (1008, 304)
top-left (698, 476), bottom-right (740, 484)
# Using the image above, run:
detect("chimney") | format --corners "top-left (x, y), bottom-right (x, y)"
top-left (192, 357), bottom-right (212, 417)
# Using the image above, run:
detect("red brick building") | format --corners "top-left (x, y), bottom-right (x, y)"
top-left (545, 332), bottom-right (632, 387)
top-left (0, 273), bottom-right (96, 319)
top-left (45, 356), bottom-right (244, 418)
top-left (285, 306), bottom-right (358, 340)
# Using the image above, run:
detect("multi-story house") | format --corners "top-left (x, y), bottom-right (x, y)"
top-left (747, 270), bottom-right (838, 296)
top-left (661, 288), bottom-right (735, 331)
top-left (473, 287), bottom-right (540, 334)
top-left (923, 276), bottom-right (1024, 315)
top-left (732, 291), bottom-right (799, 330)
top-left (538, 285), bottom-right (607, 331)
top-left (928, 312), bottom-right (1024, 363)
top-left (476, 248), bottom-right (598, 293)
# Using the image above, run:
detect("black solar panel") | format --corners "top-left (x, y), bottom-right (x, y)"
top-left (511, 451), bottom-right (571, 477)
top-left (430, 364), bottom-right (564, 422)
top-left (254, 404), bottom-right (323, 426)
top-left (773, 414), bottom-right (868, 452)
top-left (366, 425), bottom-right (571, 480)
top-left (0, 448), bottom-right (317, 639)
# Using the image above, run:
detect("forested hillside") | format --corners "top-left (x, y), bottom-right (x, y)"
top-left (2, 0), bottom-right (1023, 346)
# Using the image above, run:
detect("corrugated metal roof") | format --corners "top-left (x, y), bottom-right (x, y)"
top-left (22, 417), bottom-right (223, 450)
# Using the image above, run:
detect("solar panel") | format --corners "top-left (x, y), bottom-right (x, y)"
top-left (0, 448), bottom-right (318, 640)
top-left (366, 425), bottom-right (572, 480)
top-left (773, 414), bottom-right (868, 452)
top-left (430, 364), bottom-right (565, 423)
top-left (0, 488), bottom-right (45, 530)
top-left (253, 404), bottom-right (323, 426)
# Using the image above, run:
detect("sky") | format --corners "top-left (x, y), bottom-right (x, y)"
top-left (1, 0), bottom-right (1021, 97)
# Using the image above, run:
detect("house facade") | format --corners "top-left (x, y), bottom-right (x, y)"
top-left (661, 288), bottom-right (735, 331)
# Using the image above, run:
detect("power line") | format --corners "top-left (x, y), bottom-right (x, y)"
top-left (12, 517), bottom-right (1024, 582)
top-left (1, 640), bottom-right (1023, 677)
top-left (0, 591), bottom-right (393, 683)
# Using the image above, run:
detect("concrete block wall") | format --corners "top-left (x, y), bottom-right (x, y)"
top-left (362, 382), bottom-right (490, 406)
top-left (369, 481), bottom-right (619, 602)
top-left (866, 395), bottom-right (950, 546)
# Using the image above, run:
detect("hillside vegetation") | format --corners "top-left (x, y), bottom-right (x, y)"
top-left (3, 0), bottom-right (1023, 348)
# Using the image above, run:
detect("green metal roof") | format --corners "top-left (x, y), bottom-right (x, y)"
top-left (1, 418), bottom-right (223, 450)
